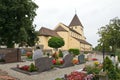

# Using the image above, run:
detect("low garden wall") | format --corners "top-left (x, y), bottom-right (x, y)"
top-left (0, 48), bottom-right (21, 63)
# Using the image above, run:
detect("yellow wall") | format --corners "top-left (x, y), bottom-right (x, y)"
top-left (38, 36), bottom-right (53, 50)
top-left (57, 31), bottom-right (69, 50)
top-left (69, 36), bottom-right (80, 49)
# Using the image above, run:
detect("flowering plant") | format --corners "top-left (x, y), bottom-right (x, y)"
top-left (84, 74), bottom-right (94, 80)
top-left (19, 63), bottom-right (37, 72)
top-left (72, 58), bottom-right (79, 64)
top-left (92, 58), bottom-right (98, 61)
top-left (94, 61), bottom-right (99, 67)
top-left (65, 71), bottom-right (86, 80)
top-left (19, 65), bottom-right (29, 71)
top-left (52, 59), bottom-right (64, 65)
top-left (26, 52), bottom-right (32, 59)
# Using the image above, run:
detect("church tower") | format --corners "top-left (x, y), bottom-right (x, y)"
top-left (69, 14), bottom-right (85, 40)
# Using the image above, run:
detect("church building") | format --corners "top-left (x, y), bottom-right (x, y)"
top-left (37, 14), bottom-right (92, 52)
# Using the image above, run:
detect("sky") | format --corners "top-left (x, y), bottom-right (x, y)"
top-left (33, 0), bottom-right (120, 47)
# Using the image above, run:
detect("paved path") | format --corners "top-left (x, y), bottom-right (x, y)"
top-left (0, 54), bottom-right (104, 80)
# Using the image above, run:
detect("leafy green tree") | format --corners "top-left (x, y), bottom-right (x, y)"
top-left (48, 37), bottom-right (65, 51)
top-left (0, 0), bottom-right (38, 48)
top-left (98, 17), bottom-right (120, 53)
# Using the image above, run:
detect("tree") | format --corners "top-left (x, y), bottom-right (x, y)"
top-left (48, 37), bottom-right (65, 51)
top-left (0, 0), bottom-right (38, 48)
top-left (98, 17), bottom-right (120, 53)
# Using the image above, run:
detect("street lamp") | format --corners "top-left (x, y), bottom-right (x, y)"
top-left (102, 42), bottom-right (105, 71)
top-left (102, 43), bottom-right (105, 60)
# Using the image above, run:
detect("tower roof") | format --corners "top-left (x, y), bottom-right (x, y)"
top-left (69, 14), bottom-right (83, 27)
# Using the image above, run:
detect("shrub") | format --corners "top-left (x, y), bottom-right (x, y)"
top-left (28, 63), bottom-right (37, 72)
top-left (116, 49), bottom-right (120, 62)
top-left (59, 50), bottom-right (63, 58)
top-left (103, 56), bottom-right (120, 80)
top-left (85, 65), bottom-right (102, 74)
top-left (68, 48), bottom-right (80, 56)
top-left (103, 56), bottom-right (114, 71)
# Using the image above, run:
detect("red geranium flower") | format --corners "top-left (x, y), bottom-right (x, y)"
top-left (92, 58), bottom-right (98, 61)
top-left (52, 59), bottom-right (56, 64)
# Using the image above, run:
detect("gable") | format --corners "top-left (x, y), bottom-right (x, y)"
top-left (54, 23), bottom-right (69, 32)
top-left (55, 25), bottom-right (68, 32)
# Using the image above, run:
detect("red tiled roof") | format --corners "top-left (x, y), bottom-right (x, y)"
top-left (38, 27), bottom-right (60, 37)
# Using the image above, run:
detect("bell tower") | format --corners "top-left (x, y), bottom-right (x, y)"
top-left (69, 14), bottom-right (84, 38)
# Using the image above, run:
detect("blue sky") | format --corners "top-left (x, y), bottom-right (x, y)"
top-left (33, 0), bottom-right (120, 47)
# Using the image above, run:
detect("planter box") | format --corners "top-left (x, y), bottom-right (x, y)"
top-left (11, 68), bottom-right (40, 75)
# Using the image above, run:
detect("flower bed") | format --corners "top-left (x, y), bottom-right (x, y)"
top-left (92, 58), bottom-right (98, 61)
top-left (52, 58), bottom-right (64, 67)
top-left (65, 71), bottom-right (86, 80)
top-left (55, 71), bottom-right (94, 80)
top-left (12, 63), bottom-right (39, 75)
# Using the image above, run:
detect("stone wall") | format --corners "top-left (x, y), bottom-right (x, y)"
top-left (0, 48), bottom-right (21, 63)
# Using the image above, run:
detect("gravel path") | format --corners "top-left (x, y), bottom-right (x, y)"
top-left (0, 54), bottom-right (104, 80)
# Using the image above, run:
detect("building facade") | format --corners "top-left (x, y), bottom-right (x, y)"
top-left (37, 14), bottom-right (92, 52)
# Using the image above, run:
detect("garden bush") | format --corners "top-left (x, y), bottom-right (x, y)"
top-left (28, 63), bottom-right (37, 72)
top-left (85, 65), bottom-right (102, 80)
top-left (85, 65), bottom-right (102, 75)
top-left (103, 56), bottom-right (114, 71)
top-left (103, 57), bottom-right (120, 80)
top-left (59, 50), bottom-right (63, 58)
top-left (116, 49), bottom-right (120, 62)
top-left (103, 56), bottom-right (120, 80)
top-left (68, 48), bottom-right (80, 56)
